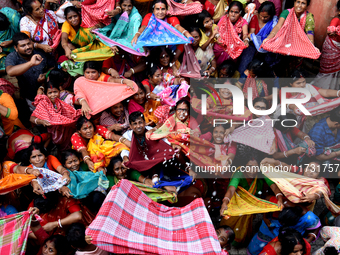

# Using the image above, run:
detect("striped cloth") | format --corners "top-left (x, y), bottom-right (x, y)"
top-left (166, 0), bottom-right (203, 16)
top-left (261, 9), bottom-right (320, 59)
top-left (261, 167), bottom-right (340, 215)
top-left (81, 0), bottom-right (114, 28)
top-left (0, 211), bottom-right (33, 255)
top-left (319, 35), bottom-right (340, 74)
top-left (86, 179), bottom-right (227, 255)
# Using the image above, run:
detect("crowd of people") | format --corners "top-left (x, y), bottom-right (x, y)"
top-left (1, 0), bottom-right (340, 254)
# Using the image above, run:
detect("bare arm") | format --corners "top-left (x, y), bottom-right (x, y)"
top-left (318, 88), bottom-right (339, 98)
top-left (316, 151), bottom-right (340, 161)
top-left (220, 185), bottom-right (236, 216)
top-left (262, 17), bottom-right (286, 43)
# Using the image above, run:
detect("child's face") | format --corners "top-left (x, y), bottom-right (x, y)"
top-left (216, 228), bottom-right (230, 250)
top-left (219, 88), bottom-right (232, 99)
top-left (203, 17), bottom-right (213, 30)
top-left (84, 68), bottom-right (100, 80)
top-left (304, 162), bottom-right (320, 179)
top-left (213, 126), bottom-right (225, 144)
top-left (149, 69), bottom-right (162, 85)
top-left (46, 87), bottom-right (60, 104)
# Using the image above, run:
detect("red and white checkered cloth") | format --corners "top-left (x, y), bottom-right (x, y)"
top-left (166, 0), bottom-right (203, 16)
top-left (218, 15), bottom-right (247, 60)
top-left (261, 9), bottom-right (320, 59)
top-left (81, 0), bottom-right (114, 28)
top-left (86, 179), bottom-right (227, 255)
top-left (225, 116), bottom-right (275, 154)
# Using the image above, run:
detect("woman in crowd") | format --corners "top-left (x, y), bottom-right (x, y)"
top-left (99, 102), bottom-right (130, 134)
top-left (20, 0), bottom-right (60, 53)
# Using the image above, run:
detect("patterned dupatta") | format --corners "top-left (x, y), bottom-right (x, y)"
top-left (242, 77), bottom-right (269, 100)
top-left (71, 26), bottom-right (96, 47)
top-left (218, 15), bottom-right (247, 59)
top-left (261, 9), bottom-right (320, 59)
top-left (166, 0), bottom-right (203, 16)
top-left (32, 10), bottom-right (60, 47)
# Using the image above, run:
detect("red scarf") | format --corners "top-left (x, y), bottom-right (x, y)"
top-left (243, 77), bottom-right (268, 100)
top-left (33, 10), bottom-right (59, 46)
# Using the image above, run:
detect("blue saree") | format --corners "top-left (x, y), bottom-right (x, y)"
top-left (251, 16), bottom-right (278, 53)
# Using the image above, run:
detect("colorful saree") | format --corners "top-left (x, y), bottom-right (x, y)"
top-left (74, 76), bottom-right (138, 115)
top-left (81, 0), bottom-right (114, 28)
top-left (261, 167), bottom-right (340, 214)
top-left (178, 44), bottom-right (201, 78)
top-left (86, 179), bottom-right (227, 254)
top-left (251, 16), bottom-right (278, 53)
top-left (87, 133), bottom-right (129, 172)
top-left (71, 27), bottom-right (113, 62)
top-left (33, 10), bottom-right (61, 48)
top-left (127, 99), bottom-right (161, 124)
top-left (319, 35), bottom-right (340, 74)
top-left (67, 170), bottom-right (109, 199)
top-left (261, 9), bottom-right (320, 59)
top-left (0, 211), bottom-right (33, 255)
top-left (0, 7), bottom-right (20, 71)
top-left (243, 77), bottom-right (269, 100)
top-left (94, 8), bottom-right (144, 56)
top-left (134, 14), bottom-right (192, 52)
top-left (0, 173), bottom-right (36, 195)
top-left (195, 44), bottom-right (215, 73)
top-left (166, 0), bottom-right (203, 16)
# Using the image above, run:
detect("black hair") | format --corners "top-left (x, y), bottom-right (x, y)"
top-left (0, 12), bottom-right (10, 31)
top-left (274, 114), bottom-right (297, 133)
top-left (66, 223), bottom-right (88, 249)
top-left (278, 227), bottom-right (306, 255)
top-left (12, 32), bottom-right (30, 47)
top-left (329, 105), bottom-right (340, 124)
top-left (219, 225), bottom-right (235, 244)
top-left (33, 191), bottom-right (59, 214)
top-left (296, 0), bottom-right (311, 6)
top-left (175, 99), bottom-right (190, 111)
top-left (302, 157), bottom-right (321, 167)
top-left (253, 97), bottom-right (269, 109)
top-left (129, 111), bottom-right (145, 124)
top-left (236, 144), bottom-right (265, 166)
top-left (150, 46), bottom-right (174, 68)
top-left (213, 123), bottom-right (230, 131)
top-left (76, 116), bottom-right (95, 131)
top-left (119, 0), bottom-right (135, 6)
top-left (324, 247), bottom-right (338, 255)
top-left (61, 149), bottom-right (80, 166)
top-left (44, 235), bottom-right (70, 255)
top-left (218, 60), bottom-right (236, 78)
top-left (289, 69), bottom-right (306, 85)
top-left (258, 1), bottom-right (276, 19)
top-left (197, 10), bottom-right (212, 30)
top-left (151, 0), bottom-right (168, 10)
top-left (83, 61), bottom-right (102, 73)
top-left (227, 1), bottom-right (244, 15)
top-left (23, 0), bottom-right (38, 15)
top-left (136, 82), bottom-right (147, 93)
top-left (188, 27), bottom-right (202, 38)
top-left (45, 69), bottom-right (66, 91)
top-left (64, 6), bottom-right (80, 19)
top-left (146, 65), bottom-right (161, 79)
top-left (247, 58), bottom-right (274, 78)
top-left (278, 207), bottom-right (303, 227)
top-left (107, 156), bottom-right (123, 175)
top-left (338, 0), bottom-right (340, 11)
top-left (20, 142), bottom-right (48, 166)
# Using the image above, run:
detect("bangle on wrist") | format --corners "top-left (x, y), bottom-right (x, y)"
top-left (316, 193), bottom-right (321, 199)
top-left (337, 90), bottom-right (340, 97)
top-left (223, 197), bottom-right (230, 203)
top-left (25, 167), bottom-right (30, 174)
top-left (35, 118), bottom-right (39, 125)
top-left (276, 193), bottom-right (283, 198)
top-left (136, 31), bottom-right (141, 35)
top-left (121, 79), bottom-right (124, 84)
top-left (182, 29), bottom-right (187, 35)
top-left (58, 219), bottom-right (63, 228)
top-left (130, 68), bottom-right (135, 74)
top-left (108, 68), bottom-right (112, 74)
top-left (39, 86), bottom-right (45, 91)
top-left (309, 233), bottom-right (317, 240)
top-left (303, 135), bottom-right (310, 140)
top-left (143, 177), bottom-right (147, 184)
top-left (283, 151), bottom-right (288, 158)
top-left (228, 158), bottom-right (232, 165)
top-left (83, 155), bottom-right (90, 162)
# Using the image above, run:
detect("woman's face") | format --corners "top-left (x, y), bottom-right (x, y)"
top-left (245, 159), bottom-right (259, 179)
top-left (111, 102), bottom-right (124, 118)
top-left (191, 31), bottom-right (201, 47)
top-left (46, 87), bottom-right (60, 104)
top-left (133, 88), bottom-right (146, 105)
top-left (289, 244), bottom-right (304, 255)
top-left (294, 0), bottom-right (308, 14)
top-left (149, 69), bottom-right (163, 85)
top-left (203, 17), bottom-right (213, 30)
top-left (290, 78), bottom-right (306, 88)
top-left (216, 228), bottom-right (230, 250)
top-left (84, 68), bottom-right (100, 81)
top-left (64, 154), bottom-right (80, 171)
top-left (66, 11), bottom-right (81, 27)
top-left (78, 121), bottom-right (94, 140)
top-left (30, 149), bottom-right (46, 168)
top-left (259, 11), bottom-right (271, 23)
top-left (113, 161), bottom-right (127, 180)
top-left (229, 5), bottom-right (241, 23)
top-left (121, 0), bottom-right (133, 15)
top-left (176, 102), bottom-right (189, 122)
top-left (42, 240), bottom-right (57, 255)
top-left (30, 0), bottom-right (44, 20)
top-left (159, 50), bottom-right (170, 68)
top-left (219, 88), bottom-right (232, 99)
top-left (304, 162), bottom-right (320, 179)
top-left (213, 126), bottom-right (225, 144)
top-left (153, 2), bottom-right (167, 20)
top-left (253, 101), bottom-right (267, 118)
